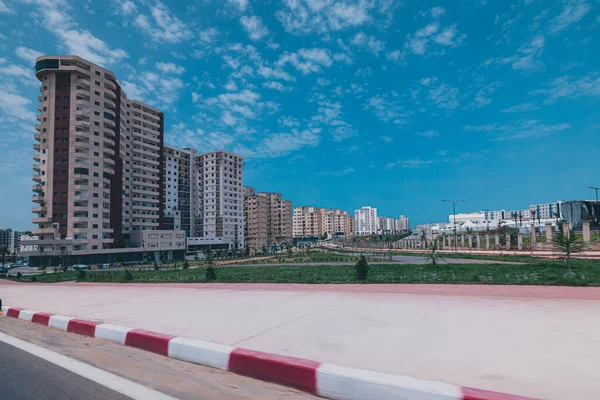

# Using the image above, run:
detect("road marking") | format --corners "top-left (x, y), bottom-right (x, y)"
top-left (0, 332), bottom-right (177, 400)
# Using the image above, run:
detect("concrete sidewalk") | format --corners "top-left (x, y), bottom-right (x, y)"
top-left (1, 282), bottom-right (599, 399)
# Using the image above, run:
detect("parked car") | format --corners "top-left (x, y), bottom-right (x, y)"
top-left (72, 264), bottom-right (90, 270)
top-left (0, 265), bottom-right (9, 273)
top-left (100, 263), bottom-right (111, 269)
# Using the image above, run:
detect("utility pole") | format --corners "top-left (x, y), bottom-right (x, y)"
top-left (442, 199), bottom-right (465, 251)
top-left (589, 186), bottom-right (600, 225)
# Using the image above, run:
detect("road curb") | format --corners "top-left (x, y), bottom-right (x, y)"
top-left (0, 305), bottom-right (538, 400)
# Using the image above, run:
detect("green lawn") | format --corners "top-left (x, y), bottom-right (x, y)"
top-left (5, 258), bottom-right (600, 286)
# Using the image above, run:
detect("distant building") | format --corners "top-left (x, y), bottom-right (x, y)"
top-left (244, 187), bottom-right (292, 254)
top-left (293, 206), bottom-right (326, 238)
top-left (355, 206), bottom-right (378, 235)
top-left (0, 229), bottom-right (33, 254)
top-left (19, 234), bottom-right (39, 253)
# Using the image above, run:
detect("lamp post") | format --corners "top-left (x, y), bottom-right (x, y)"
top-left (589, 186), bottom-right (600, 225)
top-left (442, 199), bottom-right (465, 251)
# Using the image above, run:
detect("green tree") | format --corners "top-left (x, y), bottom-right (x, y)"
top-left (420, 231), bottom-right (428, 248)
top-left (123, 270), bottom-right (133, 281)
top-left (422, 241), bottom-right (444, 267)
top-left (0, 246), bottom-right (7, 265)
top-left (205, 250), bottom-right (213, 266)
top-left (16, 271), bottom-right (22, 280)
top-left (78, 269), bottom-right (87, 281)
top-left (551, 229), bottom-right (587, 272)
top-left (31, 275), bottom-right (37, 282)
top-left (153, 261), bottom-right (159, 271)
top-left (206, 265), bottom-right (217, 281)
top-left (355, 255), bottom-right (369, 281)
top-left (183, 260), bottom-right (189, 269)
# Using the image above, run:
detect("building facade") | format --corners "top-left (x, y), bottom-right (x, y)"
top-left (31, 55), bottom-right (164, 256)
top-left (293, 206), bottom-right (327, 238)
top-left (163, 146), bottom-right (195, 237)
top-left (193, 151), bottom-right (244, 251)
top-left (354, 206), bottom-right (378, 235)
top-left (244, 187), bottom-right (292, 254)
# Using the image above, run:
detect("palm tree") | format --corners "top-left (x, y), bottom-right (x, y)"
top-left (551, 229), bottom-right (587, 272)
top-left (422, 241), bottom-right (444, 267)
top-left (420, 230), bottom-right (428, 248)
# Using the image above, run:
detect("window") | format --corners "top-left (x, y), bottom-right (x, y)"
top-left (95, 71), bottom-right (100, 76)
top-left (64, 96), bottom-right (69, 100)
top-left (94, 101), bottom-right (100, 106)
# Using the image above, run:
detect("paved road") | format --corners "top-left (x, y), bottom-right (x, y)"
top-left (2, 282), bottom-right (599, 399)
top-left (0, 341), bottom-right (132, 400)
top-left (0, 317), bottom-right (315, 400)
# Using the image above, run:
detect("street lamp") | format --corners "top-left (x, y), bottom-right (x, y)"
top-left (442, 199), bottom-right (465, 251)
top-left (589, 186), bottom-right (600, 225)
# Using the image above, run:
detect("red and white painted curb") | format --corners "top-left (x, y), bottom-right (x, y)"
top-left (1, 305), bottom-right (537, 400)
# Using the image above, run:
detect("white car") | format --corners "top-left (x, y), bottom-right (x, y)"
top-left (72, 264), bottom-right (90, 270)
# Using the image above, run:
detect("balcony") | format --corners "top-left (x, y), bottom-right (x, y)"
top-left (33, 143), bottom-right (41, 152)
top-left (34, 133), bottom-right (41, 142)
top-left (31, 228), bottom-right (54, 236)
top-left (32, 174), bottom-right (42, 182)
top-left (32, 206), bottom-right (45, 214)
top-left (104, 90), bottom-right (116, 99)
top-left (33, 163), bottom-right (40, 172)
top-left (35, 124), bottom-right (41, 131)
top-left (33, 216), bottom-right (52, 224)
top-left (32, 184), bottom-right (43, 192)
top-left (33, 153), bottom-right (40, 162)
top-left (105, 80), bottom-right (116, 90)
top-left (104, 99), bottom-right (116, 109)
top-left (32, 195), bottom-right (43, 203)
top-left (75, 120), bottom-right (91, 129)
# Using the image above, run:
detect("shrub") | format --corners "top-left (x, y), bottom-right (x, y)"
top-left (31, 275), bottom-right (38, 282)
top-left (78, 269), bottom-right (87, 281)
top-left (153, 261), bottom-right (159, 271)
top-left (16, 272), bottom-right (23, 280)
top-left (355, 256), bottom-right (369, 281)
top-left (206, 265), bottom-right (217, 281)
top-left (183, 260), bottom-right (189, 269)
top-left (123, 270), bottom-right (133, 281)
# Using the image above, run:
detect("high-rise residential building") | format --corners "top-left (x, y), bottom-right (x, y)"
top-left (326, 209), bottom-right (355, 239)
top-left (244, 187), bottom-right (292, 254)
top-left (31, 55), bottom-right (164, 254)
top-left (293, 206), bottom-right (327, 238)
top-left (163, 146), bottom-right (195, 237)
top-left (0, 229), bottom-right (27, 254)
top-left (398, 215), bottom-right (410, 231)
top-left (193, 151), bottom-right (244, 251)
top-left (354, 206), bottom-right (378, 235)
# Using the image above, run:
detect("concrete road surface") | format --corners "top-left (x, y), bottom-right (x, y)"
top-left (2, 282), bottom-right (600, 399)
top-left (0, 317), bottom-right (316, 400)
top-left (0, 341), bottom-right (132, 400)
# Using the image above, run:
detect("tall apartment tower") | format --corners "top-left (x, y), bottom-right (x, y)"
top-left (32, 55), bottom-right (164, 253)
top-left (193, 151), bottom-right (244, 251)
top-left (354, 206), bottom-right (378, 235)
top-left (244, 188), bottom-right (292, 254)
top-left (163, 146), bottom-right (196, 237)
top-left (293, 206), bottom-right (327, 238)
top-left (326, 209), bottom-right (354, 239)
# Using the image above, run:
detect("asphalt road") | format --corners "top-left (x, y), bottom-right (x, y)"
top-left (0, 341), bottom-right (132, 400)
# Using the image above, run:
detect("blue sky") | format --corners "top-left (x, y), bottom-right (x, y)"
top-left (0, 0), bottom-right (599, 230)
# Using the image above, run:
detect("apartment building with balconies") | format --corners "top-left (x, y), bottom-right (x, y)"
top-left (30, 55), bottom-right (165, 258)
top-left (244, 187), bottom-right (292, 254)
top-left (193, 151), bottom-right (244, 251)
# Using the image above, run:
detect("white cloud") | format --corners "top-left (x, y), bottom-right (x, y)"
top-left (549, 1), bottom-right (591, 34)
top-left (260, 128), bottom-right (320, 157)
top-left (351, 32), bottom-right (386, 55)
top-left (240, 15), bottom-right (269, 41)
top-left (471, 82), bottom-right (501, 108)
top-left (406, 21), bottom-right (466, 56)
top-left (386, 49), bottom-right (403, 63)
top-left (529, 74), bottom-right (600, 103)
top-left (227, 0), bottom-right (249, 12)
top-left (21, 1), bottom-right (127, 66)
top-left (156, 61), bottom-right (185, 75)
top-left (310, 99), bottom-right (356, 141)
top-left (319, 167), bottom-right (356, 176)
top-left (0, 59), bottom-right (39, 86)
top-left (263, 81), bottom-right (291, 91)
top-left (364, 94), bottom-right (411, 125)
top-left (276, 0), bottom-right (372, 35)
top-left (116, 0), bottom-right (137, 16)
top-left (278, 116), bottom-right (300, 127)
top-left (0, 89), bottom-right (35, 121)
top-left (0, 0), bottom-right (14, 14)
top-left (464, 120), bottom-right (570, 140)
top-left (418, 77), bottom-right (461, 109)
top-left (278, 48), bottom-right (333, 74)
top-left (487, 35), bottom-right (545, 71)
top-left (134, 1), bottom-right (193, 43)
top-left (15, 47), bottom-right (43, 65)
top-left (380, 136), bottom-right (393, 142)
top-left (415, 130), bottom-right (439, 138)
top-left (429, 6), bottom-right (446, 18)
top-left (501, 102), bottom-right (539, 113)
top-left (197, 27), bottom-right (219, 44)
top-left (257, 66), bottom-right (295, 82)
top-left (386, 158), bottom-right (433, 170)
top-left (122, 71), bottom-right (184, 109)
top-left (167, 122), bottom-right (235, 153)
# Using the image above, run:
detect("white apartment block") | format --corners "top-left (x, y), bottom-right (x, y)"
top-left (193, 151), bottom-right (244, 251)
top-left (398, 215), bottom-right (410, 231)
top-left (355, 206), bottom-right (378, 235)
